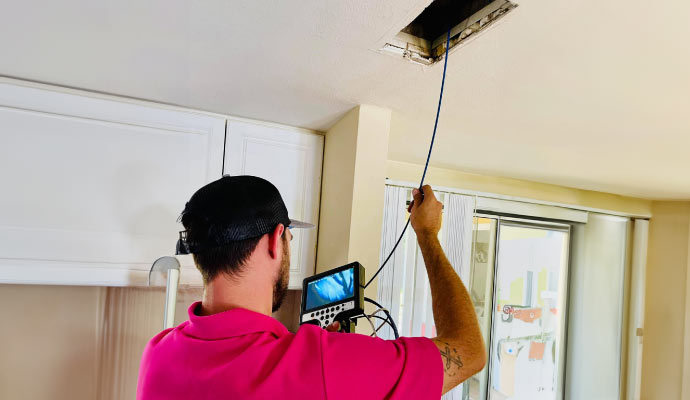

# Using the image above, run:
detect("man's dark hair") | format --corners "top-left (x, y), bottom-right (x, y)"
top-left (180, 210), bottom-right (263, 283)
top-left (177, 175), bottom-right (301, 283)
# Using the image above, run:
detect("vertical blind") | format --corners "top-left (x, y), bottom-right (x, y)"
top-left (377, 185), bottom-right (475, 399)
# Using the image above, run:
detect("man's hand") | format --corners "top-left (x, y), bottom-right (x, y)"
top-left (409, 185), bottom-right (443, 237)
top-left (325, 321), bottom-right (341, 333)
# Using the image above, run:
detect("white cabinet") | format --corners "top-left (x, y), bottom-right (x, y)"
top-left (0, 81), bottom-right (225, 286)
top-left (0, 81), bottom-right (324, 288)
top-left (225, 120), bottom-right (323, 289)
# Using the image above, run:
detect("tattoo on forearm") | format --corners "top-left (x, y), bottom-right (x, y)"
top-left (439, 342), bottom-right (463, 376)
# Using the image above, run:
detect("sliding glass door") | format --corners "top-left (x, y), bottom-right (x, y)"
top-left (473, 217), bottom-right (570, 400)
top-left (488, 219), bottom-right (570, 400)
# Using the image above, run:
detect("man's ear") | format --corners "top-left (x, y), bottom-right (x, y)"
top-left (267, 224), bottom-right (285, 259)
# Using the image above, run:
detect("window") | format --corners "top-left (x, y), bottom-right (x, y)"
top-left (485, 219), bottom-right (570, 400)
top-left (378, 184), bottom-right (637, 399)
top-left (377, 185), bottom-right (572, 399)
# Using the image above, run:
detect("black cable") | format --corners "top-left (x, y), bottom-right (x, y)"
top-left (419, 29), bottom-right (451, 188)
top-left (221, 119), bottom-right (228, 177)
top-left (351, 314), bottom-right (389, 324)
top-left (363, 28), bottom-right (452, 290)
top-left (364, 297), bottom-right (399, 339)
top-left (369, 315), bottom-right (391, 335)
top-left (350, 314), bottom-right (394, 338)
top-left (363, 219), bottom-right (410, 289)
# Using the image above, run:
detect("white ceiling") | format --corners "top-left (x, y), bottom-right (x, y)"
top-left (1, 0), bottom-right (689, 199)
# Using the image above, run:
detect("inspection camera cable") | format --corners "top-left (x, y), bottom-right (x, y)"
top-left (363, 28), bottom-right (452, 290)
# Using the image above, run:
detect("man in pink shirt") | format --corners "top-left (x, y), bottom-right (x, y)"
top-left (138, 176), bottom-right (486, 399)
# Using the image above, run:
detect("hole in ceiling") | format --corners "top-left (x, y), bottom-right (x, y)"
top-left (381, 0), bottom-right (517, 65)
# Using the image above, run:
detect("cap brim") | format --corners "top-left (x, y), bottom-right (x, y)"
top-left (289, 219), bottom-right (315, 229)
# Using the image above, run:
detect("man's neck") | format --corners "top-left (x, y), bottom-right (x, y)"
top-left (199, 273), bottom-right (273, 316)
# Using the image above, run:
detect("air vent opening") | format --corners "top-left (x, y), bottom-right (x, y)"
top-left (382, 0), bottom-right (517, 65)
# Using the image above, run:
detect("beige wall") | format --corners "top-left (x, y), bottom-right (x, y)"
top-left (0, 283), bottom-right (301, 400)
top-left (0, 284), bottom-right (103, 400)
top-left (316, 105), bottom-right (391, 303)
top-left (387, 160), bottom-right (652, 217)
top-left (97, 286), bottom-right (201, 400)
top-left (315, 107), bottom-right (359, 272)
top-left (641, 201), bottom-right (690, 400)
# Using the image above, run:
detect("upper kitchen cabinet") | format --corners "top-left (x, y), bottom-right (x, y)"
top-left (0, 81), bottom-right (225, 286)
top-left (225, 119), bottom-right (324, 289)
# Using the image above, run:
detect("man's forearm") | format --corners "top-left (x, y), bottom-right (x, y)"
top-left (416, 232), bottom-right (480, 340)
top-left (408, 186), bottom-right (486, 392)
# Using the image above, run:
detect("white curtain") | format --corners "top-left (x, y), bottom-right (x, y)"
top-left (565, 214), bottom-right (631, 400)
top-left (377, 185), bottom-right (475, 399)
top-left (376, 185), bottom-right (410, 339)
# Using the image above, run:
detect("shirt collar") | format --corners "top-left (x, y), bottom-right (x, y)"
top-left (183, 301), bottom-right (289, 339)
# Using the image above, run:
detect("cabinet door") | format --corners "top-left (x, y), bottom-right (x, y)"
top-left (0, 81), bottom-right (224, 286)
top-left (225, 120), bottom-right (323, 289)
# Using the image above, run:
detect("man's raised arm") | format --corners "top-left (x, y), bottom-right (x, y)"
top-left (409, 185), bottom-right (487, 394)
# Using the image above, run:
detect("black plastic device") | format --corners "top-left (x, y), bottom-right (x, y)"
top-left (300, 262), bottom-right (365, 333)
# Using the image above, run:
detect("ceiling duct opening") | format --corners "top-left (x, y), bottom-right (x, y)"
top-left (382, 0), bottom-right (517, 65)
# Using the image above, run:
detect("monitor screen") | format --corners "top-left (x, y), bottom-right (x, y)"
top-left (305, 267), bottom-right (355, 311)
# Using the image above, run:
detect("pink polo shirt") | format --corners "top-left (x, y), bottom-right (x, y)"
top-left (137, 302), bottom-right (442, 399)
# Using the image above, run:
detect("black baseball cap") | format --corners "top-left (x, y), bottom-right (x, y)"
top-left (176, 175), bottom-right (313, 255)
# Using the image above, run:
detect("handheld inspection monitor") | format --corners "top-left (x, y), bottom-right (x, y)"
top-left (300, 262), bottom-right (365, 332)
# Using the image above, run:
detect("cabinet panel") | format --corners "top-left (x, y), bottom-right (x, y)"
top-left (0, 82), bottom-right (224, 286)
top-left (225, 120), bottom-right (323, 289)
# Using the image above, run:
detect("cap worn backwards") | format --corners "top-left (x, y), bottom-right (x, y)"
top-left (177, 175), bottom-right (313, 255)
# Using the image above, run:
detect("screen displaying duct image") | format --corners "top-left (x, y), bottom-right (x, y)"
top-left (305, 267), bottom-right (355, 310)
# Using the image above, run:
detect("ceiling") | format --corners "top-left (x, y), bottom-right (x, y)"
top-left (1, 0), bottom-right (688, 199)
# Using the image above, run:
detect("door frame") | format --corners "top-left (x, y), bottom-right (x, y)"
top-left (477, 212), bottom-right (572, 400)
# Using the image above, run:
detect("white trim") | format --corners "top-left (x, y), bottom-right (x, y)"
top-left (0, 76), bottom-right (324, 137)
top-left (682, 217), bottom-right (690, 400)
top-left (627, 219), bottom-right (648, 400)
top-left (477, 197), bottom-right (587, 223)
top-left (386, 179), bottom-right (651, 219)
top-left (0, 261), bottom-right (202, 287)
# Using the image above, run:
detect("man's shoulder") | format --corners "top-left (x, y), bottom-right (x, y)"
top-left (144, 321), bottom-right (189, 351)
top-left (284, 323), bottom-right (324, 346)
